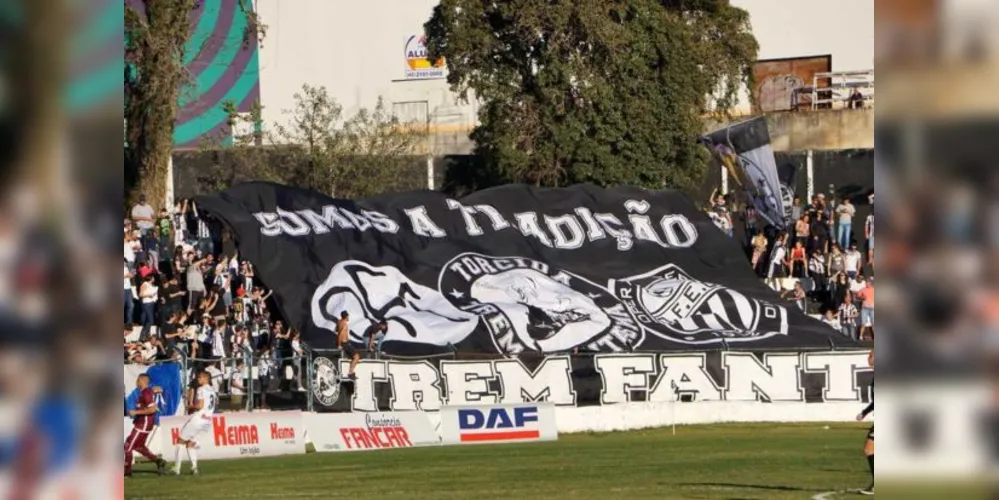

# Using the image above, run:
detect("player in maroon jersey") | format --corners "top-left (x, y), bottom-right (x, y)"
top-left (125, 374), bottom-right (167, 477)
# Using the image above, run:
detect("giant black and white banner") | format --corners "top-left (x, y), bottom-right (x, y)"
top-left (309, 351), bottom-right (873, 412)
top-left (196, 182), bottom-right (856, 356)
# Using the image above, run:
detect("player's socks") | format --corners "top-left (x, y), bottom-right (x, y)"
top-left (187, 447), bottom-right (199, 471)
top-left (173, 446), bottom-right (184, 473)
top-left (867, 454), bottom-right (873, 477)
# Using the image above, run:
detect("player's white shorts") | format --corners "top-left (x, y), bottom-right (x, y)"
top-left (179, 415), bottom-right (213, 442)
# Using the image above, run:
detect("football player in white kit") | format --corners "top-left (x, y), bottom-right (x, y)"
top-left (172, 371), bottom-right (217, 475)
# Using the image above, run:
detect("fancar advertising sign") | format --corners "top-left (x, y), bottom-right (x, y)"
top-left (305, 411), bottom-right (440, 452)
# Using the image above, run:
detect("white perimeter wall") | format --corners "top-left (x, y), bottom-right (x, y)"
top-left (255, 0), bottom-right (874, 133)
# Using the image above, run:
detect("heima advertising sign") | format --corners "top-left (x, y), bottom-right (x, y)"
top-left (441, 403), bottom-right (558, 445)
top-left (305, 412), bottom-right (440, 452)
top-left (158, 411), bottom-right (305, 460)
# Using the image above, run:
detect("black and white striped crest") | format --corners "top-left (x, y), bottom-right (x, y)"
top-left (610, 264), bottom-right (789, 345)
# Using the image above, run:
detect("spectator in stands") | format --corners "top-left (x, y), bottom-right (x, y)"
top-left (844, 243), bottom-right (863, 279)
top-left (256, 344), bottom-right (274, 410)
top-left (865, 206), bottom-right (874, 265)
top-left (780, 281), bottom-right (807, 312)
top-left (857, 277), bottom-right (875, 340)
top-left (130, 194), bottom-right (155, 236)
top-left (290, 330), bottom-right (306, 391)
top-left (161, 310), bottom-right (182, 355)
top-left (821, 309), bottom-right (841, 331)
top-left (124, 263), bottom-right (135, 324)
top-left (809, 211), bottom-right (831, 255)
top-left (835, 197), bottom-right (856, 250)
top-left (849, 272), bottom-right (867, 298)
top-left (185, 255), bottom-right (209, 312)
top-left (829, 272), bottom-right (850, 312)
top-left (788, 240), bottom-right (808, 278)
top-left (794, 214), bottom-right (810, 247)
top-left (766, 233), bottom-right (789, 282)
top-left (849, 88), bottom-right (864, 109)
top-left (750, 231), bottom-right (768, 276)
top-left (137, 274), bottom-right (159, 340)
top-left (124, 232), bottom-right (140, 272)
top-left (790, 197), bottom-right (804, 224)
top-left (808, 248), bottom-right (827, 299)
top-left (839, 294), bottom-right (859, 339)
top-left (241, 261), bottom-right (255, 293)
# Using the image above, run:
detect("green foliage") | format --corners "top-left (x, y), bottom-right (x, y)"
top-left (424, 0), bottom-right (757, 194)
top-left (124, 0), bottom-right (266, 208)
top-left (201, 84), bottom-right (429, 199)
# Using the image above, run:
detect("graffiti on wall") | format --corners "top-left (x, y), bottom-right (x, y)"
top-left (752, 55), bottom-right (832, 113)
top-left (125, 0), bottom-right (261, 148)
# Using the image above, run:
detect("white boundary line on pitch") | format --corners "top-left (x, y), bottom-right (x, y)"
top-left (811, 490), bottom-right (854, 500)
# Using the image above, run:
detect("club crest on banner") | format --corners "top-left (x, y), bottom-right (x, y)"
top-left (313, 356), bottom-right (341, 406)
top-left (609, 263), bottom-right (789, 344)
top-left (438, 253), bottom-right (644, 355)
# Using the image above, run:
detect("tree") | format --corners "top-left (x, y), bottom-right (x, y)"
top-left (424, 0), bottom-right (757, 193)
top-left (124, 0), bottom-right (265, 210)
top-left (201, 84), bottom-right (429, 198)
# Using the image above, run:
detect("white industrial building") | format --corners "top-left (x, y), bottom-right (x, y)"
top-left (254, 0), bottom-right (874, 152)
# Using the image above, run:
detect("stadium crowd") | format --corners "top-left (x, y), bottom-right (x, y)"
top-left (124, 195), bottom-right (306, 409)
top-left (708, 191), bottom-right (875, 341)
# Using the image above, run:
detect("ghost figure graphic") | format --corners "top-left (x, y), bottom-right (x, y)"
top-left (470, 269), bottom-right (611, 353)
top-left (311, 261), bottom-right (478, 349)
top-left (615, 263), bottom-right (789, 344)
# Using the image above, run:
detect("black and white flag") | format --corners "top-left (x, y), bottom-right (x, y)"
top-left (196, 182), bottom-right (855, 356)
top-left (701, 116), bottom-right (788, 229)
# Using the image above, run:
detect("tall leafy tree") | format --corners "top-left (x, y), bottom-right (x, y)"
top-left (198, 84), bottom-right (429, 198)
top-left (124, 0), bottom-right (264, 209)
top-left (425, 0), bottom-right (757, 193)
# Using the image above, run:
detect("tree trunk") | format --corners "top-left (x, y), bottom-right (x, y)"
top-left (124, 62), bottom-right (182, 212)
top-left (12, 0), bottom-right (66, 217)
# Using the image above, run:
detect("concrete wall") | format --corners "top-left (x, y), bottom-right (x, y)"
top-left (436, 108), bottom-right (876, 156)
top-left (706, 108), bottom-right (874, 152)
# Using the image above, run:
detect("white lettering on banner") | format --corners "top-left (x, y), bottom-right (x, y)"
top-left (362, 210), bottom-right (400, 233)
top-left (494, 357), bottom-right (576, 405)
top-left (305, 412), bottom-right (440, 452)
top-left (275, 208), bottom-right (310, 236)
top-left (574, 207), bottom-right (607, 241)
top-left (159, 412), bottom-right (305, 460)
top-left (440, 361), bottom-right (499, 405)
top-left (722, 353), bottom-right (804, 402)
top-left (298, 205), bottom-right (354, 233)
top-left (514, 212), bottom-right (554, 248)
top-left (250, 201), bottom-right (698, 251)
top-left (254, 212), bottom-right (281, 236)
top-left (648, 354), bottom-right (723, 402)
top-left (387, 361), bottom-right (442, 411)
top-left (348, 361), bottom-right (389, 412)
top-left (255, 206), bottom-right (400, 236)
top-left (472, 204), bottom-right (510, 230)
top-left (594, 355), bottom-right (657, 405)
top-left (447, 199), bottom-right (484, 236)
top-left (544, 214), bottom-right (585, 249)
top-left (594, 212), bottom-right (634, 250)
top-left (404, 206), bottom-right (446, 238)
top-left (324, 352), bottom-right (871, 411)
top-left (803, 351), bottom-right (870, 401)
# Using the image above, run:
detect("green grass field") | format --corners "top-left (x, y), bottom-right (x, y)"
top-left (122, 423), bottom-right (934, 500)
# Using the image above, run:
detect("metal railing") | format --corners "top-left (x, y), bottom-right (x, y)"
top-left (810, 70), bottom-right (875, 110)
